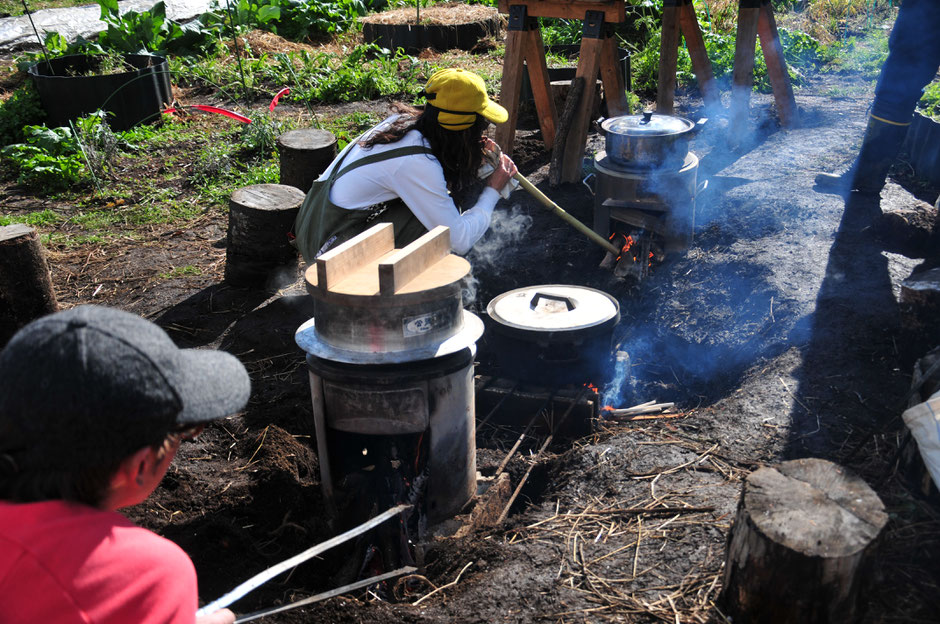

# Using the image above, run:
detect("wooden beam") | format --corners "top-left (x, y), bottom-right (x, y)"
top-left (315, 222), bottom-right (393, 291)
top-left (378, 226), bottom-right (451, 295)
top-left (497, 0), bottom-right (625, 23)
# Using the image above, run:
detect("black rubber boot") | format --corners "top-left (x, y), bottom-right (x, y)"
top-left (814, 115), bottom-right (910, 198)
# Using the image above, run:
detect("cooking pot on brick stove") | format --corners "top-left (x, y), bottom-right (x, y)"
top-left (486, 285), bottom-right (620, 387)
top-left (598, 111), bottom-right (706, 169)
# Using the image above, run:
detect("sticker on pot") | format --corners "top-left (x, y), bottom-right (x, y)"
top-left (403, 310), bottom-right (448, 337)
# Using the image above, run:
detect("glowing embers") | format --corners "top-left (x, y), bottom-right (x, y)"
top-left (599, 231), bottom-right (664, 279)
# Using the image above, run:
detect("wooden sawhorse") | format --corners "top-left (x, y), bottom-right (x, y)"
top-left (495, 0), bottom-right (630, 183)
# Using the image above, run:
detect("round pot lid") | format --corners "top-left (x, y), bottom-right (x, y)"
top-left (601, 111), bottom-right (694, 136)
top-left (487, 285), bottom-right (619, 332)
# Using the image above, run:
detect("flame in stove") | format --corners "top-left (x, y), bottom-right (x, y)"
top-left (608, 232), bottom-right (656, 268)
top-left (608, 233), bottom-right (635, 263)
top-left (585, 383), bottom-right (614, 411)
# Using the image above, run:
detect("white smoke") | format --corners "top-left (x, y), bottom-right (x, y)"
top-left (468, 204), bottom-right (532, 270)
top-left (462, 204), bottom-right (532, 305)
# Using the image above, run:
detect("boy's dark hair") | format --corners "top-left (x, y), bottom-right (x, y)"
top-left (0, 458), bottom-right (125, 507)
top-left (0, 305), bottom-right (250, 508)
top-left (361, 103), bottom-right (490, 197)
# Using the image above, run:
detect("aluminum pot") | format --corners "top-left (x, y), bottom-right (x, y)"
top-left (485, 285), bottom-right (620, 386)
top-left (598, 111), bottom-right (705, 169)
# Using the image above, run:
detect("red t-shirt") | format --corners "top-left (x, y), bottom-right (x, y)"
top-left (0, 500), bottom-right (198, 624)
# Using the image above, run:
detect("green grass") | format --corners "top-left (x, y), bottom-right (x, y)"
top-left (160, 264), bottom-right (203, 279)
top-left (317, 111), bottom-right (381, 150)
top-left (821, 31), bottom-right (889, 79)
top-left (823, 85), bottom-right (870, 100)
top-left (0, 208), bottom-right (62, 227)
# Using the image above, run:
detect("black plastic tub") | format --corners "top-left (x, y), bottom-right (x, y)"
top-left (28, 54), bottom-right (172, 131)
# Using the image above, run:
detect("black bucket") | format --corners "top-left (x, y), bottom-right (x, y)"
top-left (27, 54), bottom-right (172, 131)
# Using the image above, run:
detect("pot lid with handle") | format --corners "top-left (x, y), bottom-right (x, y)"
top-left (600, 111), bottom-right (694, 136)
top-left (486, 285), bottom-right (620, 333)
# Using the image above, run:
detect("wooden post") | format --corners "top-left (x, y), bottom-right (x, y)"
top-left (757, 2), bottom-right (798, 127)
top-left (730, 2), bottom-right (761, 132)
top-left (720, 458), bottom-right (888, 624)
top-left (277, 129), bottom-right (337, 193)
top-left (225, 184), bottom-right (306, 290)
top-left (677, 0), bottom-right (721, 111)
top-left (731, 0), bottom-right (798, 131)
top-left (656, 1), bottom-right (681, 114)
top-left (657, 0), bottom-right (721, 115)
top-left (0, 224), bottom-right (58, 347)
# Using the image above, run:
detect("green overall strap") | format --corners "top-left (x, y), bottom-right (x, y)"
top-left (293, 144), bottom-right (434, 262)
top-left (334, 145), bottom-right (435, 179)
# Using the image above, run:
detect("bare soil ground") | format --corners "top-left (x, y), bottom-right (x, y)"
top-left (3, 35), bottom-right (940, 624)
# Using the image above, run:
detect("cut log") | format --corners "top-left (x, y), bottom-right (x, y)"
top-left (277, 129), bottom-right (337, 193)
top-left (225, 184), bottom-right (306, 290)
top-left (899, 266), bottom-right (940, 365)
top-left (0, 224), bottom-right (58, 347)
top-left (720, 458), bottom-right (887, 624)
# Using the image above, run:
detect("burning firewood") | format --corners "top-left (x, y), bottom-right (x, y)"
top-left (603, 400), bottom-right (676, 419)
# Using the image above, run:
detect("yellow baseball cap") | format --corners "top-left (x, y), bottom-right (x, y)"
top-left (424, 68), bottom-right (508, 131)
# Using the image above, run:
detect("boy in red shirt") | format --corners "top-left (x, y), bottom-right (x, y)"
top-left (0, 305), bottom-right (250, 624)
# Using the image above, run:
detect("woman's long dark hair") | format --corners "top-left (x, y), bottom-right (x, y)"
top-left (361, 102), bottom-right (489, 196)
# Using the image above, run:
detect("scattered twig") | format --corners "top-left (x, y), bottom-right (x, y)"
top-left (412, 561), bottom-right (473, 606)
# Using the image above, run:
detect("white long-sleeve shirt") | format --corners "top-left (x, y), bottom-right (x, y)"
top-left (324, 117), bottom-right (501, 255)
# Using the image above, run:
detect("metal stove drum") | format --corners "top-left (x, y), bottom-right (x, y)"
top-left (591, 149), bottom-right (700, 254)
top-left (295, 223), bottom-right (482, 525)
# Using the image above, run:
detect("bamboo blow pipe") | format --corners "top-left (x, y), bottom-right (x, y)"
top-left (513, 172), bottom-right (621, 255)
top-left (484, 150), bottom-right (620, 256)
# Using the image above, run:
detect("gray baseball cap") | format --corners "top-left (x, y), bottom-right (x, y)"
top-left (0, 305), bottom-right (251, 473)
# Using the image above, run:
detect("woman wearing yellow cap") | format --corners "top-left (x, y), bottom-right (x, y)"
top-left (294, 68), bottom-right (518, 259)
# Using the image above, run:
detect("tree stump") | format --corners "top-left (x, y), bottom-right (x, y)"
top-left (277, 129), bottom-right (337, 193)
top-left (899, 266), bottom-right (940, 365)
top-left (225, 184), bottom-right (306, 290)
top-left (720, 458), bottom-right (887, 624)
top-left (0, 225), bottom-right (58, 347)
